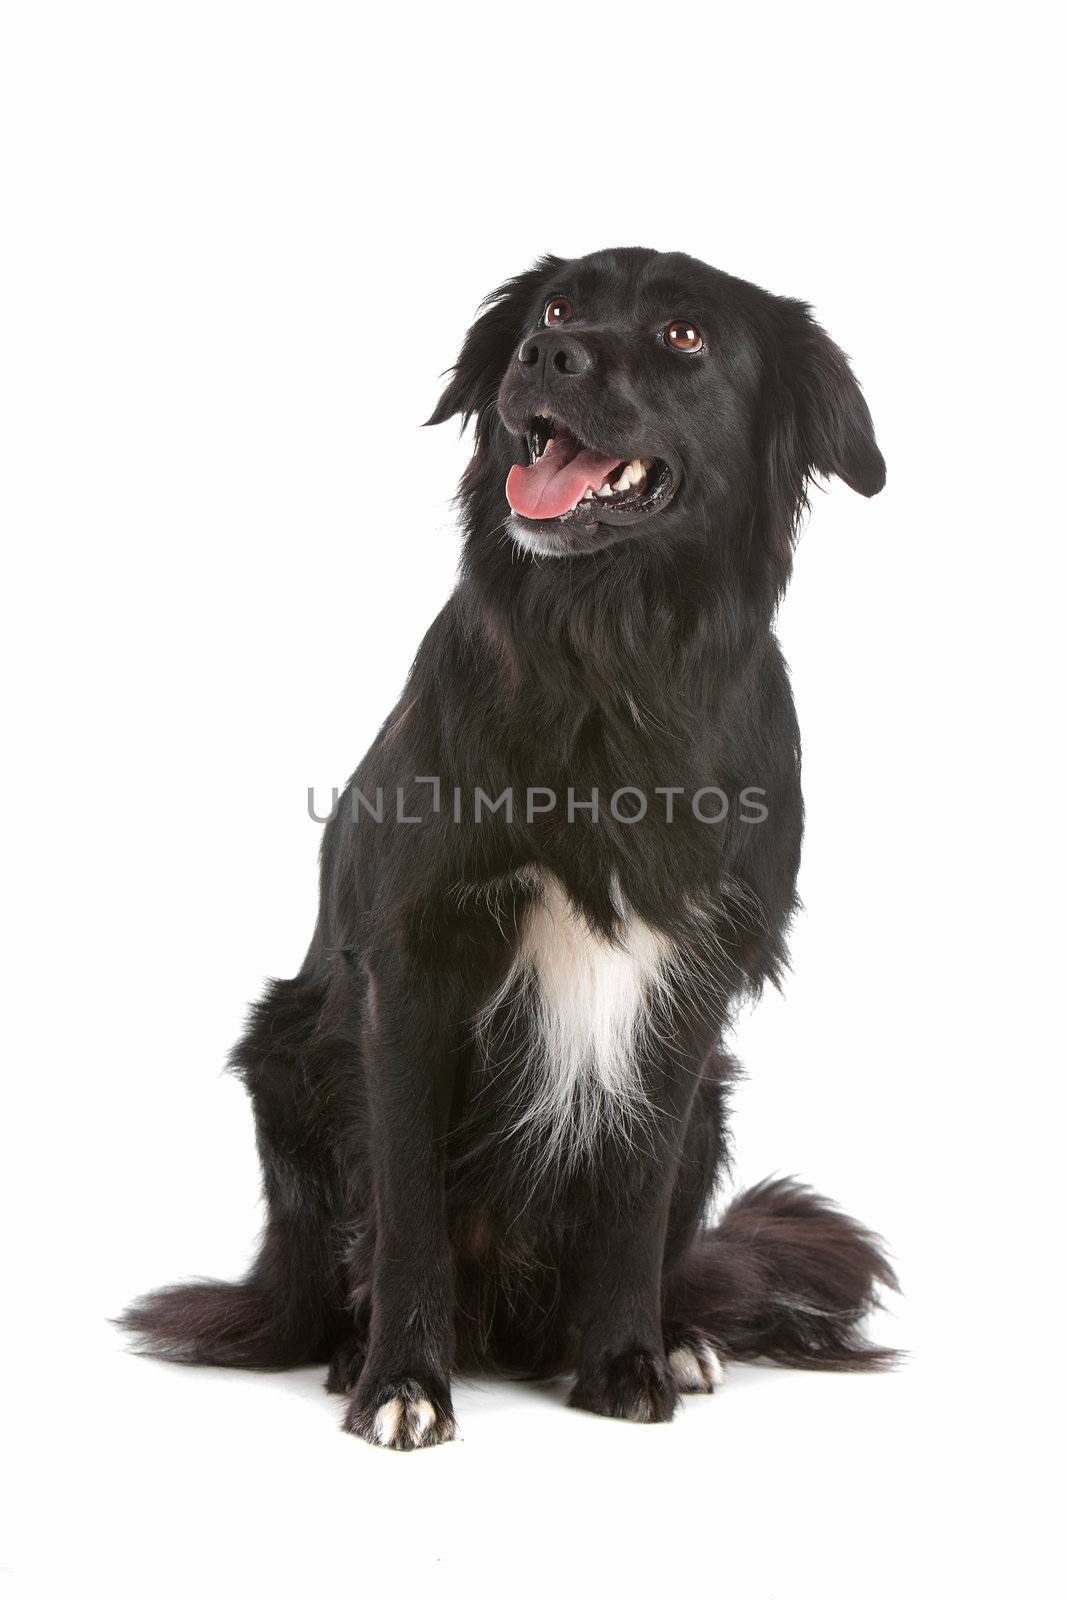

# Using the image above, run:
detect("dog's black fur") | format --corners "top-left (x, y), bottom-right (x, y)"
top-left (123, 248), bottom-right (896, 1448)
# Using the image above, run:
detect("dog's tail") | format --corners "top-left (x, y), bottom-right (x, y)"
top-left (118, 1212), bottom-right (346, 1370)
top-left (668, 1177), bottom-right (899, 1369)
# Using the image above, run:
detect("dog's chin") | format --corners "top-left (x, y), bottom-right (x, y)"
top-left (508, 519), bottom-right (580, 558)
top-left (507, 514), bottom-right (665, 558)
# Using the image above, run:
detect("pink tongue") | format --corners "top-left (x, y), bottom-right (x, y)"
top-left (506, 437), bottom-right (624, 520)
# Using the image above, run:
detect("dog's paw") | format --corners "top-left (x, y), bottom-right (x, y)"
top-left (569, 1344), bottom-right (678, 1424)
top-left (665, 1328), bottom-right (725, 1394)
top-left (324, 1334), bottom-right (368, 1395)
top-left (343, 1378), bottom-right (457, 1451)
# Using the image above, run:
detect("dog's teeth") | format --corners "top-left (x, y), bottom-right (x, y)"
top-left (612, 460), bottom-right (643, 495)
top-left (596, 482), bottom-right (614, 498)
top-left (582, 487), bottom-right (594, 499)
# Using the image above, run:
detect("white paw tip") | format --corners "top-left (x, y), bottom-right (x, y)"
top-left (369, 1385), bottom-right (455, 1449)
top-left (669, 1339), bottom-right (725, 1393)
top-left (373, 1396), bottom-right (405, 1447)
top-left (411, 1397), bottom-right (437, 1439)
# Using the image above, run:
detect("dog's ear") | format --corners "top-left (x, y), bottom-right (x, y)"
top-left (761, 304), bottom-right (885, 569)
top-left (426, 256), bottom-right (563, 429)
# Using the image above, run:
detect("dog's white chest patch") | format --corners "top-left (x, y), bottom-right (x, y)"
top-left (484, 870), bottom-right (674, 1159)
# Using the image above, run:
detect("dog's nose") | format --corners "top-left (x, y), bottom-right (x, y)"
top-left (516, 332), bottom-right (593, 377)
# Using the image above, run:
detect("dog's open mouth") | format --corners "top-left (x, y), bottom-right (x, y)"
top-left (506, 415), bottom-right (676, 526)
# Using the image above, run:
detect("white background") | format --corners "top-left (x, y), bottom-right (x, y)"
top-left (2, 3), bottom-right (1062, 1596)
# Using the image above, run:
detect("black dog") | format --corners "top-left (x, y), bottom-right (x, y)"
top-left (123, 247), bottom-right (895, 1448)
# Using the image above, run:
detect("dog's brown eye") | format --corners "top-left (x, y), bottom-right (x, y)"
top-left (666, 321), bottom-right (703, 352)
top-left (544, 297), bottom-right (572, 326)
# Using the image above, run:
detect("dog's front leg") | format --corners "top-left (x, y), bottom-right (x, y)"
top-left (342, 962), bottom-right (458, 1450)
top-left (568, 1063), bottom-right (698, 1425)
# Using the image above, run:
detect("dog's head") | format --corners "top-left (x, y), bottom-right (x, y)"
top-left (429, 247), bottom-right (884, 585)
